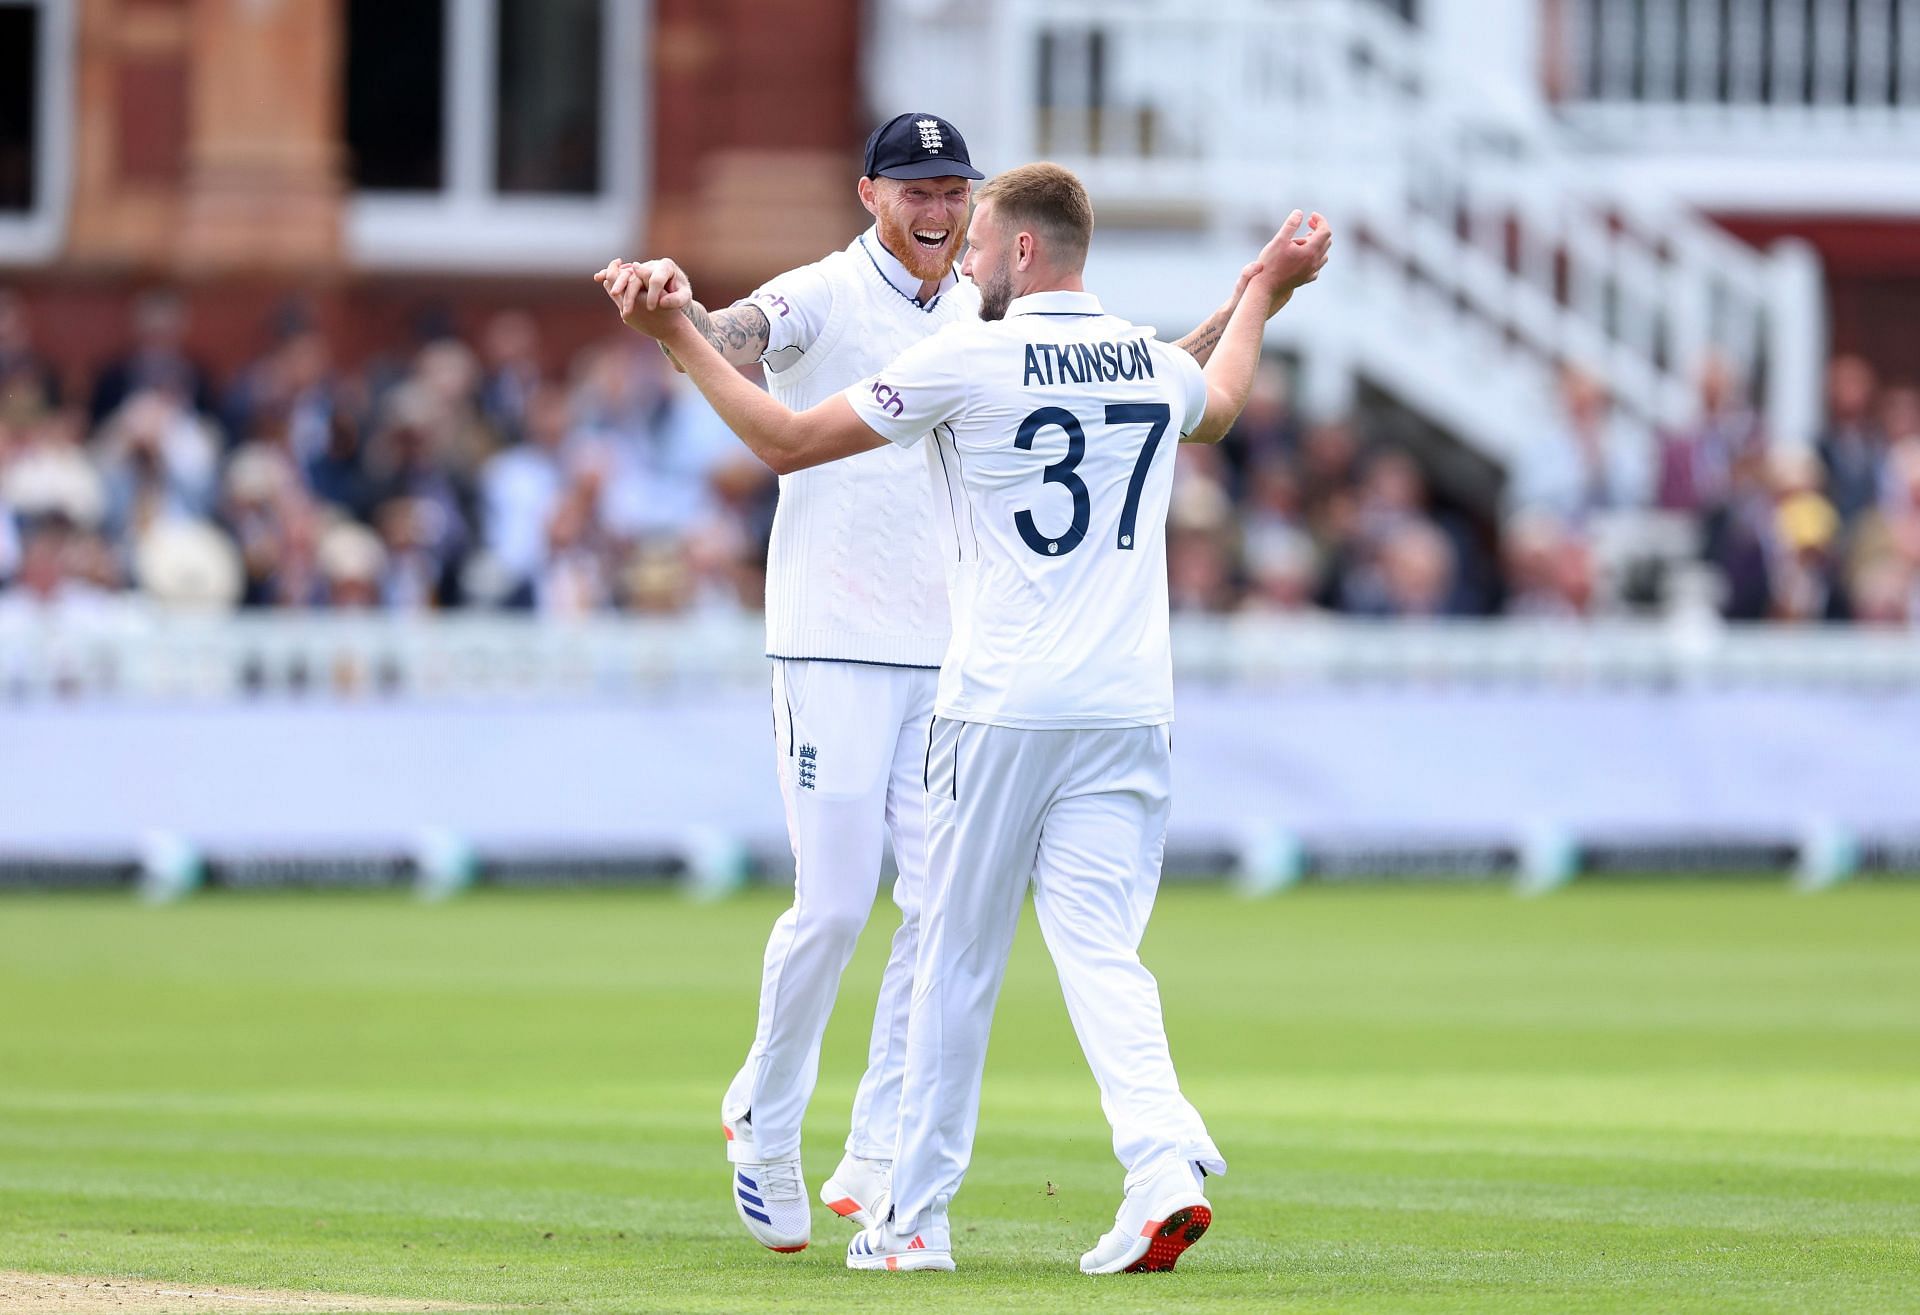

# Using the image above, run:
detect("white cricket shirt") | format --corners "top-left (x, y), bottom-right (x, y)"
top-left (843, 290), bottom-right (1209, 729)
top-left (737, 229), bottom-right (979, 668)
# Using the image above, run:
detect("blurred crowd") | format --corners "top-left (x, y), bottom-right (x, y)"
top-left (0, 290), bottom-right (776, 620)
top-left (2, 287), bottom-right (1917, 626)
top-left (1175, 351), bottom-right (1920, 625)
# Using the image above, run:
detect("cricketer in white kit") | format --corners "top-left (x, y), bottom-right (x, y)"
top-left (596, 116), bottom-right (1261, 1255)
top-left (607, 162), bottom-right (1332, 1274)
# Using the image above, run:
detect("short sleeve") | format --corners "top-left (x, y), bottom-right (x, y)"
top-left (842, 326), bottom-right (972, 450)
top-left (1167, 345), bottom-right (1209, 435)
top-left (734, 262), bottom-right (832, 373)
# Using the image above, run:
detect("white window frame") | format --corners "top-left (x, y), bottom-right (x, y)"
top-left (0, 0), bottom-right (75, 266)
top-left (347, 0), bottom-right (647, 273)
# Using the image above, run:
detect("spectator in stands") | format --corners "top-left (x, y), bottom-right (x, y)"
top-left (363, 387), bottom-right (472, 609)
top-left (10, 285), bottom-right (1912, 630)
top-left (577, 343), bottom-right (744, 544)
top-left (0, 289), bottom-right (60, 416)
top-left (535, 468), bottom-right (614, 617)
top-left (1376, 521), bottom-right (1457, 619)
top-left (1220, 357), bottom-right (1299, 500)
top-left (1503, 512), bottom-right (1591, 619)
top-left (1656, 351), bottom-right (1764, 514)
top-left (1234, 459), bottom-right (1317, 614)
top-left (1877, 385), bottom-right (1920, 488)
top-left (1167, 472), bottom-right (1238, 613)
top-left (96, 391), bottom-right (220, 551)
top-left (0, 501), bottom-right (16, 584)
top-left (220, 301), bottom-right (336, 454)
top-left (317, 519), bottom-right (385, 609)
top-left (1846, 556), bottom-right (1912, 627)
top-left (133, 518), bottom-right (243, 612)
top-left (1297, 418), bottom-right (1360, 544)
top-left (479, 311), bottom-right (545, 445)
top-left (697, 451), bottom-right (778, 611)
top-left (1331, 448), bottom-right (1441, 614)
top-left (1241, 526), bottom-right (1320, 614)
top-left (0, 512), bottom-right (111, 619)
top-left (88, 290), bottom-right (215, 424)
top-left (307, 408), bottom-right (374, 522)
top-left (1715, 448), bottom-right (1847, 622)
top-left (479, 382), bottom-right (575, 606)
top-left (408, 338), bottom-right (496, 483)
top-left (3, 410), bottom-right (105, 538)
top-left (221, 444), bottom-right (324, 609)
top-left (254, 330), bottom-right (341, 465)
top-left (1511, 364), bottom-right (1646, 523)
top-left (1817, 354), bottom-right (1886, 524)
top-left (1768, 487), bottom-right (1845, 623)
top-left (1842, 437), bottom-right (1920, 628)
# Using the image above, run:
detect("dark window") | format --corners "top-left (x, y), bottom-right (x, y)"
top-left (345, 0), bottom-right (446, 190)
top-left (0, 6), bottom-right (39, 213)
top-left (495, 0), bottom-right (602, 195)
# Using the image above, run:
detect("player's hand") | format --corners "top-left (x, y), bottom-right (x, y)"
top-left (634, 256), bottom-right (693, 313)
top-left (594, 258), bottom-right (690, 337)
top-left (1228, 259), bottom-right (1262, 309)
top-left (1250, 211), bottom-right (1333, 314)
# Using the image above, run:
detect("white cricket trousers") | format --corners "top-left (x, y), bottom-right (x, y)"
top-left (889, 718), bottom-right (1226, 1228)
top-left (722, 658), bottom-right (937, 1162)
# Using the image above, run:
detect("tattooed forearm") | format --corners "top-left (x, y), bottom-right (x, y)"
top-left (1176, 315), bottom-right (1227, 366)
top-left (683, 302), bottom-right (771, 365)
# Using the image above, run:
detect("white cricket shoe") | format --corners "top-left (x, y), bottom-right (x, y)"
top-left (845, 1193), bottom-right (955, 1272)
top-left (722, 1113), bottom-right (809, 1253)
top-left (820, 1152), bottom-right (891, 1227)
top-left (1079, 1159), bottom-right (1213, 1275)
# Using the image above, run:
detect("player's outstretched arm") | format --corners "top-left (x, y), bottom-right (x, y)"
top-left (1186, 210), bottom-right (1333, 444)
top-left (594, 258), bottom-right (770, 369)
top-left (1174, 214), bottom-right (1330, 364)
top-left (679, 301), bottom-right (771, 369)
top-left (596, 259), bottom-right (884, 474)
top-left (1174, 261), bottom-right (1260, 366)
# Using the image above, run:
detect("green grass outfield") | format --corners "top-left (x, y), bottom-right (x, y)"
top-left (1, 883), bottom-right (1917, 1313)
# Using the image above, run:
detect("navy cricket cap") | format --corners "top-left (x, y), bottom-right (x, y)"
top-left (862, 112), bottom-right (984, 181)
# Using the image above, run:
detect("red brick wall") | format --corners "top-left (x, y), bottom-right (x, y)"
top-left (1714, 216), bottom-right (1920, 386)
top-left (8, 1), bottom-right (870, 393)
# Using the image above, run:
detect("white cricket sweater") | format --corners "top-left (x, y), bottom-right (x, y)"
top-left (743, 231), bottom-right (979, 667)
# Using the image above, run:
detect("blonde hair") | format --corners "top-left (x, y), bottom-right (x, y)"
top-left (976, 162), bottom-right (1094, 264)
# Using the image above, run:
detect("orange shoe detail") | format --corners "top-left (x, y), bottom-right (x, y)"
top-left (885, 1256), bottom-right (899, 1271)
top-left (825, 1196), bottom-right (861, 1217)
top-left (1125, 1205), bottom-right (1211, 1273)
top-left (722, 1123), bottom-right (734, 1141)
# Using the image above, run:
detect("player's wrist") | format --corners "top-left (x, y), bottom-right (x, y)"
top-left (658, 312), bottom-right (701, 353)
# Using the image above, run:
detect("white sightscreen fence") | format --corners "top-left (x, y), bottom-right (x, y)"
top-left (2, 615), bottom-right (1918, 893)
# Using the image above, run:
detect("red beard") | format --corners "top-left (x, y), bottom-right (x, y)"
top-left (876, 207), bottom-right (960, 283)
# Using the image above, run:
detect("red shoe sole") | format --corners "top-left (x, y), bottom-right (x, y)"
top-left (1125, 1205), bottom-right (1211, 1273)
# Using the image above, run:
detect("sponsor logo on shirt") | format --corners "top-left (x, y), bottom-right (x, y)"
top-left (869, 380), bottom-right (906, 418)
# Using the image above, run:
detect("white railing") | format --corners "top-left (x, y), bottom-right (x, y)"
top-left (4, 610), bottom-right (1919, 702)
top-left (979, 0), bottom-right (1824, 460)
top-left (1555, 0), bottom-right (1920, 144)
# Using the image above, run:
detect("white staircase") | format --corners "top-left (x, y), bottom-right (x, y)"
top-left (872, 0), bottom-right (1825, 471)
